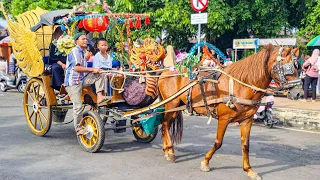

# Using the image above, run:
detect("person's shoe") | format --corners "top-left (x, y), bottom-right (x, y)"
top-left (312, 100), bottom-right (316, 103)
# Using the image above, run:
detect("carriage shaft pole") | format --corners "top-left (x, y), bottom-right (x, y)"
top-left (123, 80), bottom-right (199, 117)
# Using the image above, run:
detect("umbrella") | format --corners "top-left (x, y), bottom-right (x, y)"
top-left (307, 35), bottom-right (320, 46)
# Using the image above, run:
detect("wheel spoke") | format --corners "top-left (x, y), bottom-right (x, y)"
top-left (93, 131), bottom-right (98, 138)
top-left (31, 84), bottom-right (36, 99)
top-left (26, 104), bottom-right (33, 107)
top-left (38, 110), bottom-right (49, 123)
top-left (34, 112), bottom-right (38, 129)
top-left (38, 113), bottom-right (43, 130)
top-left (38, 95), bottom-right (44, 104)
top-left (89, 139), bottom-right (92, 147)
top-left (35, 85), bottom-right (40, 100)
top-left (27, 91), bottom-right (35, 102)
top-left (39, 106), bottom-right (48, 109)
top-left (93, 137), bottom-right (97, 144)
top-left (29, 111), bottom-right (35, 120)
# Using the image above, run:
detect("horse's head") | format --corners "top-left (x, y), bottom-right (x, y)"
top-left (269, 46), bottom-right (301, 88)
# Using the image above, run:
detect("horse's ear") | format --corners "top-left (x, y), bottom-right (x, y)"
top-left (263, 44), bottom-right (274, 62)
top-left (292, 47), bottom-right (301, 58)
top-left (282, 47), bottom-right (291, 57)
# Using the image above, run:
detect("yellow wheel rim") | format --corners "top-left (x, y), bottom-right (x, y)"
top-left (24, 78), bottom-right (51, 136)
top-left (80, 116), bottom-right (99, 148)
top-left (133, 126), bottom-right (149, 139)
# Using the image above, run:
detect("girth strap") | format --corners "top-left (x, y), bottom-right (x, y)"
top-left (198, 77), bottom-right (212, 119)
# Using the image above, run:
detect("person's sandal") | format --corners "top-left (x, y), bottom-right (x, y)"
top-left (97, 96), bottom-right (112, 106)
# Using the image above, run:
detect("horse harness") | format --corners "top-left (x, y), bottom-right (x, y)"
top-left (271, 47), bottom-right (299, 88)
top-left (186, 68), bottom-right (261, 121)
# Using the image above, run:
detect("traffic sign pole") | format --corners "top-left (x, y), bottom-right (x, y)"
top-left (198, 11), bottom-right (201, 55)
top-left (190, 0), bottom-right (208, 55)
top-left (197, 0), bottom-right (201, 55)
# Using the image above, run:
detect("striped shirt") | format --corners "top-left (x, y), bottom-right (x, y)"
top-left (64, 46), bottom-right (87, 86)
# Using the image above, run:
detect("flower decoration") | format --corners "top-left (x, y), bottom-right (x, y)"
top-left (176, 52), bottom-right (187, 63)
top-left (174, 53), bottom-right (202, 78)
top-left (53, 32), bottom-right (76, 56)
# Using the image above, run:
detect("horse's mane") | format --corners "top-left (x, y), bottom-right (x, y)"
top-left (224, 45), bottom-right (275, 88)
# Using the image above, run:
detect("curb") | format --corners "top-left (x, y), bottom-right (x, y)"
top-left (273, 107), bottom-right (320, 131)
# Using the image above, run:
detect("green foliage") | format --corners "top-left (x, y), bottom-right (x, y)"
top-left (175, 53), bottom-right (201, 77)
top-left (297, 0), bottom-right (320, 41)
top-left (2, 0), bottom-right (320, 53)
top-left (0, 0), bottom-right (11, 17)
top-left (10, 0), bottom-right (83, 16)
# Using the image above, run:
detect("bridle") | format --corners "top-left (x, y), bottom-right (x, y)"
top-left (271, 47), bottom-right (299, 88)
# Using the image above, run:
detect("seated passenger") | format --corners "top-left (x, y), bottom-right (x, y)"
top-left (64, 33), bottom-right (109, 135)
top-left (49, 27), bottom-right (67, 91)
top-left (85, 44), bottom-right (95, 63)
top-left (93, 38), bottom-right (113, 70)
top-left (92, 38), bottom-right (113, 100)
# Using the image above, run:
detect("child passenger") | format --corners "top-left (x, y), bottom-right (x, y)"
top-left (93, 38), bottom-right (113, 70)
top-left (93, 38), bottom-right (113, 100)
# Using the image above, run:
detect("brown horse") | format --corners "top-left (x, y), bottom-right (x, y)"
top-left (158, 45), bottom-right (300, 180)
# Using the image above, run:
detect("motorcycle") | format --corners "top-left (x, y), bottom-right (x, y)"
top-left (0, 66), bottom-right (27, 93)
top-left (253, 94), bottom-right (278, 128)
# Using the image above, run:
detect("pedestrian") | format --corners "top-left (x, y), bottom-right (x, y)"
top-left (300, 54), bottom-right (310, 88)
top-left (301, 49), bottom-right (319, 102)
top-left (64, 32), bottom-right (109, 135)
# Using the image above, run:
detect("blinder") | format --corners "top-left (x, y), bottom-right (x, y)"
top-left (271, 47), bottom-right (299, 87)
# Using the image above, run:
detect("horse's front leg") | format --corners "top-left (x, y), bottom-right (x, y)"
top-left (201, 117), bottom-right (229, 172)
top-left (240, 118), bottom-right (261, 180)
top-left (162, 112), bottom-right (178, 162)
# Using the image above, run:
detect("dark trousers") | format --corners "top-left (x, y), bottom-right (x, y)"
top-left (303, 75), bottom-right (318, 100)
top-left (50, 63), bottom-right (64, 91)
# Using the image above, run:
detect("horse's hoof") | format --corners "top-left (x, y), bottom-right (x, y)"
top-left (200, 161), bottom-right (210, 172)
top-left (164, 154), bottom-right (176, 163)
top-left (248, 172), bottom-right (262, 180)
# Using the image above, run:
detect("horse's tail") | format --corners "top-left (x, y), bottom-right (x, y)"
top-left (170, 111), bottom-right (183, 144)
top-left (158, 88), bottom-right (184, 144)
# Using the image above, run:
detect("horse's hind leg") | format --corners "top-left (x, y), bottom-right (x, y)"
top-left (240, 119), bottom-right (261, 180)
top-left (200, 117), bottom-right (229, 172)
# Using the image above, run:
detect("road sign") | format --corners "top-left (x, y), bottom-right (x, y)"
top-left (191, 13), bottom-right (208, 24)
top-left (190, 0), bottom-right (208, 12)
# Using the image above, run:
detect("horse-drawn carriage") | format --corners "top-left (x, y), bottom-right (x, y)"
top-left (1, 4), bottom-right (164, 152)
top-left (2, 2), bottom-right (303, 179)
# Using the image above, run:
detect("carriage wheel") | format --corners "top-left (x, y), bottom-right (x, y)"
top-left (77, 111), bottom-right (105, 153)
top-left (23, 78), bottom-right (52, 136)
top-left (132, 125), bottom-right (158, 143)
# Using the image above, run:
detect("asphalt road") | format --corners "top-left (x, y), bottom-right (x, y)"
top-left (1, 91), bottom-right (320, 180)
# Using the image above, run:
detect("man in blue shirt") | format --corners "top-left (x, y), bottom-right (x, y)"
top-left (65, 32), bottom-right (109, 135)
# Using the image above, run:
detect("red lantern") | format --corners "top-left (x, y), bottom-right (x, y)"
top-left (79, 17), bottom-right (109, 32)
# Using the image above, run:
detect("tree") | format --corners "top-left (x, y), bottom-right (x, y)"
top-left (297, 0), bottom-right (320, 41)
top-left (10, 0), bottom-right (83, 16)
top-left (0, 0), bottom-right (12, 17)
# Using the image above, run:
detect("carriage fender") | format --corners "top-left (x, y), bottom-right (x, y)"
top-left (82, 87), bottom-right (97, 103)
